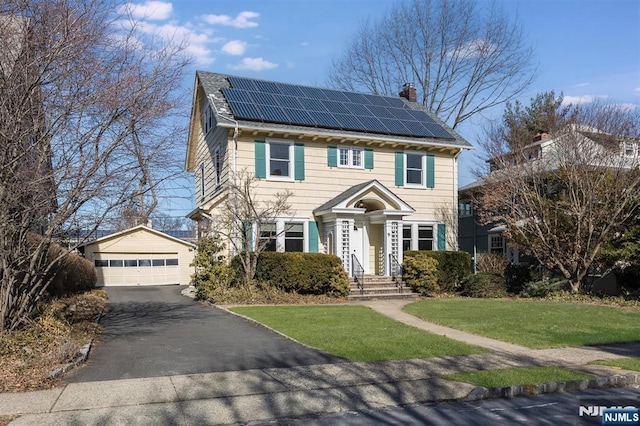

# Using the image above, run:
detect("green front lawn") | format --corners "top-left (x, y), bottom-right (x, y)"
top-left (589, 357), bottom-right (640, 372)
top-left (444, 366), bottom-right (593, 388)
top-left (231, 305), bottom-right (485, 362)
top-left (403, 299), bottom-right (640, 349)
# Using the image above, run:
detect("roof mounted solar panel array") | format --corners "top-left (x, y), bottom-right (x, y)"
top-left (221, 76), bottom-right (455, 140)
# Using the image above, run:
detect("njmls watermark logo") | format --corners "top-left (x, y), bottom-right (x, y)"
top-left (578, 396), bottom-right (640, 425)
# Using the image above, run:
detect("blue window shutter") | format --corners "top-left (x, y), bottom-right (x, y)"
top-left (254, 140), bottom-right (266, 178)
top-left (308, 221), bottom-right (319, 253)
top-left (437, 224), bottom-right (446, 251)
top-left (364, 148), bottom-right (374, 170)
top-left (327, 146), bottom-right (337, 167)
top-left (394, 152), bottom-right (404, 186)
top-left (426, 154), bottom-right (435, 188)
top-left (294, 143), bottom-right (305, 180)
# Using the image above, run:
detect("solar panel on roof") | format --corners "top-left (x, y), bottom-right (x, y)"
top-left (321, 100), bottom-right (351, 115)
top-left (310, 111), bottom-right (342, 128)
top-left (227, 76), bottom-right (257, 91)
top-left (273, 94), bottom-right (303, 109)
top-left (228, 101), bottom-right (261, 121)
top-left (281, 108), bottom-right (316, 126)
top-left (346, 103), bottom-right (374, 117)
top-left (278, 84), bottom-right (305, 97)
top-left (221, 76), bottom-right (456, 140)
top-left (297, 97), bottom-right (329, 112)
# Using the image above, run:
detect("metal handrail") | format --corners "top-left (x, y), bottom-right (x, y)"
top-left (351, 254), bottom-right (364, 295)
top-left (389, 253), bottom-right (403, 293)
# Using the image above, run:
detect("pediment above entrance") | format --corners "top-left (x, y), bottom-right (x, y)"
top-left (313, 179), bottom-right (414, 216)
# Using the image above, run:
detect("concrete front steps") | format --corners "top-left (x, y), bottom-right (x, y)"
top-left (348, 275), bottom-right (419, 300)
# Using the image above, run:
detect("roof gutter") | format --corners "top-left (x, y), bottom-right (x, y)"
top-left (215, 121), bottom-right (473, 151)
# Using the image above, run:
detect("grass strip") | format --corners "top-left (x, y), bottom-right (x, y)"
top-left (231, 305), bottom-right (485, 362)
top-left (444, 366), bottom-right (593, 388)
top-left (403, 298), bottom-right (640, 348)
top-left (589, 357), bottom-right (640, 372)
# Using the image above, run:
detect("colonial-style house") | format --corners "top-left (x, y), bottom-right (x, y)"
top-left (186, 71), bottom-right (472, 278)
top-left (459, 126), bottom-right (639, 267)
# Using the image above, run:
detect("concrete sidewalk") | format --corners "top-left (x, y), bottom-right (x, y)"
top-left (2, 299), bottom-right (639, 425)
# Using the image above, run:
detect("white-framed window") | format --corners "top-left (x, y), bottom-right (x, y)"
top-left (405, 152), bottom-right (423, 185)
top-left (256, 219), bottom-right (307, 252)
top-left (622, 142), bottom-right (637, 158)
top-left (402, 225), bottom-right (412, 252)
top-left (417, 225), bottom-right (434, 250)
top-left (199, 163), bottom-right (205, 197)
top-left (459, 200), bottom-right (472, 217)
top-left (259, 223), bottom-right (277, 252)
top-left (267, 141), bottom-right (294, 180)
top-left (214, 147), bottom-right (221, 187)
top-left (338, 146), bottom-right (363, 168)
top-left (401, 222), bottom-right (436, 251)
top-left (489, 234), bottom-right (505, 254)
top-left (284, 223), bottom-right (304, 252)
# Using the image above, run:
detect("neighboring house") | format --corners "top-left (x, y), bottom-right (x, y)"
top-left (458, 127), bottom-right (639, 265)
top-left (80, 225), bottom-right (196, 287)
top-left (185, 72), bottom-right (472, 277)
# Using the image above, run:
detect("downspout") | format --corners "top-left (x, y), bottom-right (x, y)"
top-left (452, 150), bottom-right (461, 251)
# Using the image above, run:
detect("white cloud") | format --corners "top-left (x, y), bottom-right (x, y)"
top-left (451, 38), bottom-right (496, 59)
top-left (118, 1), bottom-right (173, 20)
top-left (202, 11), bottom-right (259, 29)
top-left (115, 18), bottom-right (214, 64)
top-left (613, 103), bottom-right (639, 112)
top-left (562, 95), bottom-right (608, 105)
top-left (230, 57), bottom-right (277, 71)
top-left (573, 82), bottom-right (590, 88)
top-left (300, 42), bottom-right (310, 47)
top-left (221, 40), bottom-right (247, 56)
top-left (634, 87), bottom-right (640, 95)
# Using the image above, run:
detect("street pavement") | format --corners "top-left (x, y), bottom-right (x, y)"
top-left (1, 288), bottom-right (639, 425)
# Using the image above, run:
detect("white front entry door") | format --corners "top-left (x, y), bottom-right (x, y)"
top-left (351, 221), bottom-right (367, 274)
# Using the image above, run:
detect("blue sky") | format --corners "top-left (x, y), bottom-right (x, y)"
top-left (123, 0), bottom-right (640, 218)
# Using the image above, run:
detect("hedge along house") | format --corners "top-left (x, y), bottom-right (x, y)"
top-left (81, 225), bottom-right (196, 286)
top-left (185, 71), bottom-right (472, 279)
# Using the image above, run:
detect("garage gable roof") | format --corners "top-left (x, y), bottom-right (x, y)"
top-left (79, 225), bottom-right (196, 248)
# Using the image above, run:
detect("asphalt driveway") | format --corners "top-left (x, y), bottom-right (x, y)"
top-left (66, 286), bottom-right (345, 383)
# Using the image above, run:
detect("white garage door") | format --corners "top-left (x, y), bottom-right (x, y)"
top-left (94, 253), bottom-right (180, 286)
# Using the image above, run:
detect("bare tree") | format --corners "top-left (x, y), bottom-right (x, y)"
top-left (0, 0), bottom-right (190, 330)
top-left (212, 170), bottom-right (293, 283)
top-left (328, 0), bottom-right (537, 129)
top-left (476, 101), bottom-right (640, 293)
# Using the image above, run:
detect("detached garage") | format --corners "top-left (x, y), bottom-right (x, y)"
top-left (81, 225), bottom-right (196, 287)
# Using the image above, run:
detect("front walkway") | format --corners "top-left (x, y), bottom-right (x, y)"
top-left (356, 299), bottom-right (639, 364)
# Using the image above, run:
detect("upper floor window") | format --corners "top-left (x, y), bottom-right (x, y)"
top-left (268, 142), bottom-right (292, 178)
top-left (199, 163), bottom-right (205, 197)
top-left (395, 151), bottom-right (434, 188)
top-left (459, 201), bottom-right (472, 217)
top-left (338, 147), bottom-right (363, 168)
top-left (214, 147), bottom-right (221, 187)
top-left (406, 153), bottom-right (423, 185)
top-left (623, 142), bottom-right (637, 158)
top-left (202, 103), bottom-right (214, 135)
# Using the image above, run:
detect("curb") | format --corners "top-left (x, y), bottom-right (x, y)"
top-left (46, 310), bottom-right (104, 380)
top-left (465, 372), bottom-right (640, 401)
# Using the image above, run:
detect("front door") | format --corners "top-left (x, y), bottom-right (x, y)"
top-left (351, 220), bottom-right (366, 274)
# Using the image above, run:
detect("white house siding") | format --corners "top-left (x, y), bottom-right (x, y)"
top-left (83, 227), bottom-right (195, 287)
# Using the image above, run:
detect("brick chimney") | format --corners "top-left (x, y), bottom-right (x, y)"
top-left (399, 83), bottom-right (417, 102)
